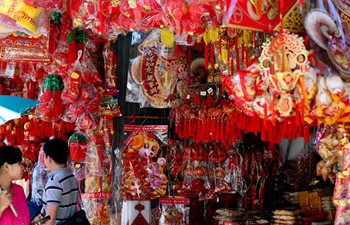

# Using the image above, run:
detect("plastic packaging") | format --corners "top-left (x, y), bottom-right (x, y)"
top-left (23, 0), bottom-right (63, 10)
top-left (128, 30), bottom-right (188, 108)
top-left (31, 147), bottom-right (48, 201)
top-left (0, 0), bottom-right (48, 36)
top-left (119, 125), bottom-right (168, 200)
top-left (159, 197), bottom-right (190, 225)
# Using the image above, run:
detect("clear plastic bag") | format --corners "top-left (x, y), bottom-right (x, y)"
top-left (23, 0), bottom-right (63, 10)
top-left (80, 48), bottom-right (102, 85)
top-left (126, 32), bottom-right (152, 106)
top-left (159, 197), bottom-right (190, 225)
top-left (102, 41), bottom-right (118, 92)
top-left (161, 0), bottom-right (189, 35)
top-left (62, 101), bottom-right (86, 123)
top-left (85, 137), bottom-right (102, 177)
top-left (127, 30), bottom-right (188, 108)
top-left (70, 0), bottom-right (101, 34)
top-left (75, 112), bottom-right (98, 133)
top-left (61, 62), bottom-right (83, 104)
top-left (180, 142), bottom-right (213, 199)
top-left (0, 0), bottom-right (48, 36)
top-left (31, 147), bottom-right (48, 201)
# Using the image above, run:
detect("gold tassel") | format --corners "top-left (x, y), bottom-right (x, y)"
top-left (161, 28), bottom-right (174, 48)
top-left (164, 71), bottom-right (169, 88)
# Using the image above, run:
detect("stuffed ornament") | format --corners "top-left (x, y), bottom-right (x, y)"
top-left (38, 74), bottom-right (65, 121)
top-left (68, 132), bottom-right (88, 163)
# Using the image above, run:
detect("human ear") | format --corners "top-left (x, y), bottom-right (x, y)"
top-left (3, 163), bottom-right (10, 172)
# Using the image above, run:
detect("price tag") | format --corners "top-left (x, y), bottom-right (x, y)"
top-left (200, 91), bottom-right (207, 96)
top-left (207, 87), bottom-right (213, 94)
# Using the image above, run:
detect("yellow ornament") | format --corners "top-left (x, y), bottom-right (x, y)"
top-left (161, 28), bottom-right (174, 48)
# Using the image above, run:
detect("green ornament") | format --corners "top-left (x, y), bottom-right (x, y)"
top-left (42, 74), bottom-right (64, 91)
top-left (50, 11), bottom-right (62, 25)
top-left (68, 132), bottom-right (88, 145)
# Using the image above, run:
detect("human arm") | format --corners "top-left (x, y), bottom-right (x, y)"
top-left (42, 205), bottom-right (58, 225)
top-left (42, 181), bottom-right (62, 225)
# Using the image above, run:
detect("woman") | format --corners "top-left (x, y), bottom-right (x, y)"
top-left (0, 146), bottom-right (30, 225)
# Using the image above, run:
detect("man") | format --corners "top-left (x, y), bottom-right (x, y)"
top-left (40, 138), bottom-right (79, 225)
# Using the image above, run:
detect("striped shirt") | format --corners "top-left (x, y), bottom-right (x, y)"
top-left (41, 168), bottom-right (79, 225)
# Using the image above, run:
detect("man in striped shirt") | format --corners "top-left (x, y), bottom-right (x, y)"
top-left (40, 138), bottom-right (79, 225)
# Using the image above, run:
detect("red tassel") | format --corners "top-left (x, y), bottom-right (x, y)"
top-left (97, 0), bottom-right (104, 33)
top-left (258, 0), bottom-right (263, 15)
top-left (219, 37), bottom-right (222, 59)
top-left (235, 36), bottom-right (240, 71)
top-left (211, 43), bottom-right (215, 69)
top-left (241, 43), bottom-right (244, 65)
top-left (187, 34), bottom-right (192, 44)
top-left (299, 0), bottom-right (304, 7)
top-left (245, 48), bottom-right (249, 65)
top-left (231, 54), bottom-right (234, 76)
top-left (279, 0), bottom-right (284, 32)
top-left (227, 38), bottom-right (231, 63)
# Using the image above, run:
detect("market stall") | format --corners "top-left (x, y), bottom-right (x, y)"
top-left (0, 0), bottom-right (349, 224)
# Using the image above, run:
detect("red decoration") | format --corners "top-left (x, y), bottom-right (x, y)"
top-left (226, 0), bottom-right (296, 32)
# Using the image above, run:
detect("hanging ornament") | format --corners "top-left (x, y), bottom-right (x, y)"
top-left (68, 132), bottom-right (88, 163)
top-left (161, 28), bottom-right (175, 48)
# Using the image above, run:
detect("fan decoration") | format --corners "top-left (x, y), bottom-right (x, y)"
top-left (224, 32), bottom-right (309, 123)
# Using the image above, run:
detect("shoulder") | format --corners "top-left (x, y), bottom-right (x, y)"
top-left (12, 183), bottom-right (26, 199)
top-left (12, 183), bottom-right (24, 193)
top-left (49, 168), bottom-right (74, 182)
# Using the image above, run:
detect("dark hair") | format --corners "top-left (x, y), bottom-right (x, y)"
top-left (0, 146), bottom-right (22, 167)
top-left (43, 138), bottom-right (70, 165)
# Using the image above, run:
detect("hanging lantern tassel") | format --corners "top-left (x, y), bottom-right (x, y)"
top-left (211, 43), bottom-right (215, 69)
top-left (235, 35), bottom-right (240, 71)
top-left (205, 42), bottom-right (209, 69)
top-left (187, 32), bottom-right (193, 45)
top-left (279, 0), bottom-right (284, 32)
top-left (219, 36), bottom-right (223, 64)
top-left (161, 28), bottom-right (175, 49)
top-left (231, 53), bottom-right (234, 76)
top-left (164, 70), bottom-right (169, 88)
top-left (241, 43), bottom-right (245, 66)
top-left (203, 29), bottom-right (210, 69)
top-left (222, 45), bottom-right (228, 66)
top-left (258, 0), bottom-right (263, 15)
top-left (97, 0), bottom-right (105, 34)
top-left (227, 37), bottom-right (231, 73)
top-left (212, 28), bottom-right (219, 69)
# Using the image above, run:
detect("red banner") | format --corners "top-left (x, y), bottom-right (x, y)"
top-left (226, 0), bottom-right (297, 32)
